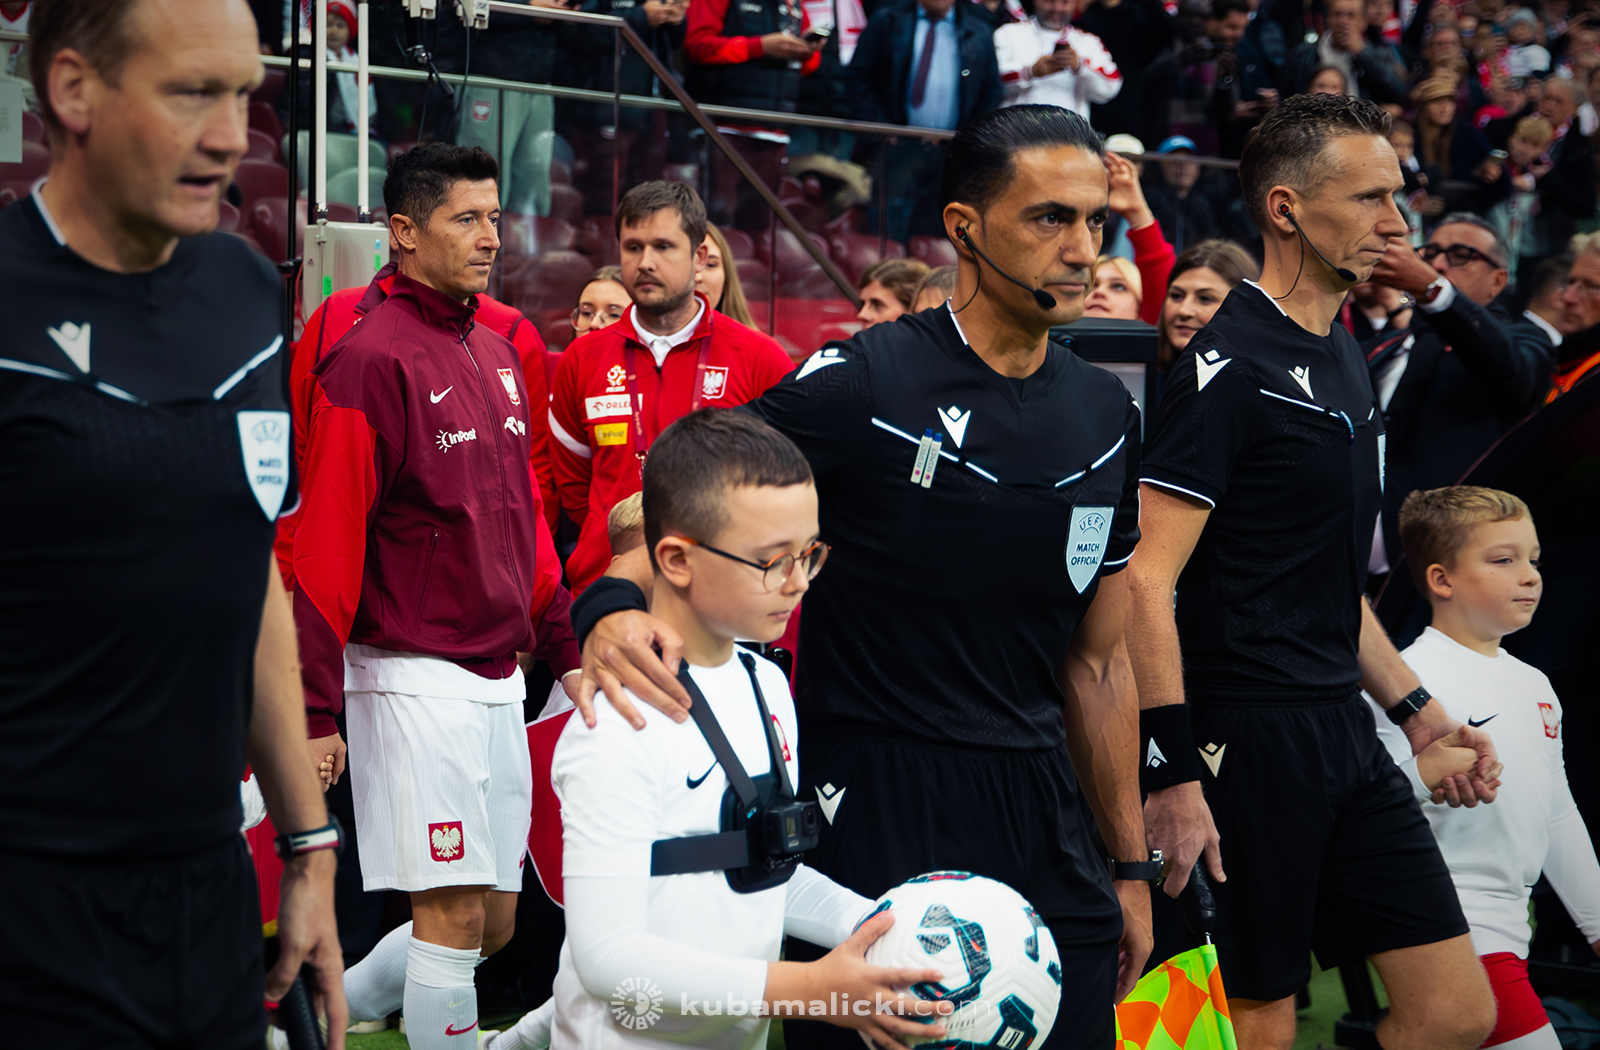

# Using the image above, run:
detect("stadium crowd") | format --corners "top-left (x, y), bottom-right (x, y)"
top-left (5, 1), bottom-right (1600, 1050)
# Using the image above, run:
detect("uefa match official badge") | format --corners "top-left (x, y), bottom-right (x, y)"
top-left (611, 977), bottom-right (664, 1030)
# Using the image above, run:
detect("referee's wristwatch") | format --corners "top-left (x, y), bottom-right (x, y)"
top-left (1108, 850), bottom-right (1164, 883)
top-left (274, 815), bottom-right (344, 860)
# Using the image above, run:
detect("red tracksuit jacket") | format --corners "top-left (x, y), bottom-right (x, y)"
top-left (549, 295), bottom-right (794, 592)
top-left (294, 273), bottom-right (545, 737)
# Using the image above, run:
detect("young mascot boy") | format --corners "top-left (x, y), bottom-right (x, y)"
top-left (1368, 486), bottom-right (1600, 1050)
top-left (537, 409), bottom-right (949, 1050)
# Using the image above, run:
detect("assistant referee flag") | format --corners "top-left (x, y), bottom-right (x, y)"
top-left (1114, 944), bottom-right (1238, 1050)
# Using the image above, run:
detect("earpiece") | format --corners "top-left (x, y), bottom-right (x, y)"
top-left (953, 226), bottom-right (1057, 311)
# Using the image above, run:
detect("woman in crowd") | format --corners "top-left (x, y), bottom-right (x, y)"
top-left (697, 222), bottom-right (757, 327)
top-left (1157, 239), bottom-right (1260, 368)
top-left (1105, 150), bottom-right (1176, 325)
top-left (1413, 76), bottom-right (1495, 212)
top-left (1084, 256), bottom-right (1143, 320)
top-left (571, 265), bottom-right (631, 338)
top-left (855, 258), bottom-right (931, 328)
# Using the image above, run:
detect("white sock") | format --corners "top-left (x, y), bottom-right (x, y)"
top-left (484, 999), bottom-right (555, 1050)
top-left (343, 921), bottom-right (412, 1022)
top-left (404, 936), bottom-right (483, 1050)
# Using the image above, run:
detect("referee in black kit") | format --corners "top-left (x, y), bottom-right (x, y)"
top-left (0, 1), bottom-right (343, 1047)
top-left (573, 106), bottom-right (1157, 1049)
top-left (1128, 94), bottom-right (1499, 1050)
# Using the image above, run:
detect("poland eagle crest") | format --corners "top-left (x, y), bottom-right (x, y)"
top-left (429, 821), bottom-right (465, 862)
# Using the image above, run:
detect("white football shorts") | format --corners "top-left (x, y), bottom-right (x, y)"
top-left (345, 686), bottom-right (532, 893)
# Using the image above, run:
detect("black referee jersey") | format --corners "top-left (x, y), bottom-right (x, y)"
top-left (1142, 281), bottom-right (1385, 705)
top-left (0, 191), bottom-right (290, 859)
top-left (746, 303), bottom-right (1142, 750)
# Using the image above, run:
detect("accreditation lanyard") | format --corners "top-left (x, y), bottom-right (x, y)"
top-left (622, 332), bottom-right (712, 478)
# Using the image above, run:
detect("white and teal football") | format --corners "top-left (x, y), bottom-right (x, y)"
top-left (861, 871), bottom-right (1062, 1049)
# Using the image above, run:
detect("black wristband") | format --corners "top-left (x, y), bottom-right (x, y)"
top-left (1385, 686), bottom-right (1433, 726)
top-left (1140, 704), bottom-right (1205, 793)
top-left (570, 576), bottom-right (648, 650)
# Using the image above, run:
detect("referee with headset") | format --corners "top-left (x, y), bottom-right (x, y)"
top-left (0, 1), bottom-right (343, 1046)
top-left (571, 106), bottom-right (1159, 1049)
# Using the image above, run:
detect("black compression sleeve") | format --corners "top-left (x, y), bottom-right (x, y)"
top-left (1140, 704), bottom-right (1205, 793)
top-left (570, 577), bottom-right (648, 651)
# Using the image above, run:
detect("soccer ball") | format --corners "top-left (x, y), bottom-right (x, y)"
top-left (861, 871), bottom-right (1062, 1049)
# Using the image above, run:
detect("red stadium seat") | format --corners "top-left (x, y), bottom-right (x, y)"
top-left (549, 159), bottom-right (573, 186)
top-left (779, 266), bottom-right (848, 300)
top-left (217, 200), bottom-right (242, 232)
top-left (548, 183), bottom-right (584, 224)
top-left (0, 185), bottom-right (16, 211)
top-left (252, 197), bottom-right (296, 262)
top-left (500, 250), bottom-right (595, 315)
top-left (576, 215), bottom-right (619, 265)
top-left (720, 227), bottom-right (755, 260)
top-left (0, 180), bottom-right (32, 208)
top-left (232, 159), bottom-right (292, 210)
top-left (387, 140), bottom-right (418, 164)
top-left (909, 235), bottom-right (958, 268)
top-left (757, 227), bottom-right (832, 281)
top-left (0, 141), bottom-right (50, 186)
top-left (22, 111), bottom-right (44, 145)
top-left (827, 229), bottom-right (904, 286)
top-left (248, 101), bottom-right (285, 144)
top-left (737, 259), bottom-right (772, 300)
top-left (246, 129), bottom-right (280, 163)
top-left (536, 311), bottom-right (574, 353)
top-left (251, 68), bottom-right (286, 105)
top-left (500, 213), bottom-right (576, 257)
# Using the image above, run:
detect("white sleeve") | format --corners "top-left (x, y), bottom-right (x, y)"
top-left (1543, 729), bottom-right (1600, 945)
top-left (240, 774), bottom-right (268, 832)
top-left (1074, 32), bottom-right (1122, 103)
top-left (783, 864), bottom-right (875, 948)
top-left (553, 700), bottom-right (663, 878)
top-left (1398, 755), bottom-right (1433, 804)
top-left (994, 26), bottom-right (1035, 99)
top-left (564, 876), bottom-right (770, 1012)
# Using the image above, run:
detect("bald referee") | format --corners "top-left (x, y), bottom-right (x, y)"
top-left (0, 1), bottom-right (343, 1047)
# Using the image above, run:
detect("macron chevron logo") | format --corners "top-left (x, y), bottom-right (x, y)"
top-left (1145, 739), bottom-right (1167, 769)
top-left (48, 321), bottom-right (91, 373)
top-left (1288, 365), bottom-right (1314, 398)
top-left (1196, 348), bottom-right (1230, 391)
top-left (816, 783), bottom-right (845, 825)
top-left (938, 405), bottom-right (971, 447)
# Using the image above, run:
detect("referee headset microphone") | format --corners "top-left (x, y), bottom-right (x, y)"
top-left (956, 226), bottom-right (1058, 311)
top-left (1278, 201), bottom-right (1357, 283)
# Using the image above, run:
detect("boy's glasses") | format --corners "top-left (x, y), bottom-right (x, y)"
top-left (681, 538), bottom-right (830, 591)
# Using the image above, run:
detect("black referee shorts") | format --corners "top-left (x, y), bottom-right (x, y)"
top-left (782, 730), bottom-right (1123, 1050)
top-left (0, 835), bottom-right (267, 1050)
top-left (1194, 695), bottom-right (1468, 1003)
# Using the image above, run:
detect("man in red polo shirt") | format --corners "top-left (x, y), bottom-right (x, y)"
top-left (549, 181), bottom-right (794, 592)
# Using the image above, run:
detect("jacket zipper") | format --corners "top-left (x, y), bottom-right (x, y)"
top-left (418, 529), bottom-right (440, 614)
top-left (459, 330), bottom-right (526, 596)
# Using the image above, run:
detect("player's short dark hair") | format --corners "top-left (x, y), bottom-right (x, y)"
top-left (1527, 253), bottom-right (1573, 301)
top-left (860, 258), bottom-right (931, 308)
top-left (1431, 212), bottom-right (1510, 269)
top-left (1239, 93), bottom-right (1390, 226)
top-left (29, 0), bottom-right (145, 130)
top-left (615, 180), bottom-right (708, 249)
top-left (1398, 486), bottom-right (1531, 595)
top-left (643, 409), bottom-right (813, 572)
top-left (1210, 0), bottom-right (1251, 19)
top-left (383, 143), bottom-right (499, 225)
top-left (941, 105), bottom-right (1105, 214)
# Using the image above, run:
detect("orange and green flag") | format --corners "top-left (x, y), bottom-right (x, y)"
top-left (1114, 944), bottom-right (1237, 1050)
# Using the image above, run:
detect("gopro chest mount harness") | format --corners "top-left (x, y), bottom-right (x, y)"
top-left (650, 652), bottom-right (821, 893)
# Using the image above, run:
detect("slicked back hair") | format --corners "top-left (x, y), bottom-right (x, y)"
top-left (1431, 212), bottom-right (1510, 269)
top-left (29, 0), bottom-right (146, 130)
top-left (941, 105), bottom-right (1104, 214)
top-left (1239, 93), bottom-right (1390, 227)
top-left (615, 180), bottom-right (708, 249)
top-left (643, 409), bottom-right (814, 572)
top-left (383, 143), bottom-right (500, 225)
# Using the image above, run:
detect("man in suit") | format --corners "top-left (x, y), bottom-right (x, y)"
top-left (1365, 213), bottom-right (1556, 570)
top-left (1524, 80), bottom-right (1598, 269)
top-left (845, 0), bottom-right (1001, 241)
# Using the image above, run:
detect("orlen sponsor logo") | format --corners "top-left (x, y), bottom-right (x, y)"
top-left (436, 427), bottom-right (478, 452)
top-left (586, 394), bottom-right (633, 420)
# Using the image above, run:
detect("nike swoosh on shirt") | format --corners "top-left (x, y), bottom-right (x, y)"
top-left (1467, 715), bottom-right (1498, 728)
top-left (430, 387), bottom-right (454, 403)
top-left (686, 762), bottom-right (716, 789)
top-left (444, 1021), bottom-right (478, 1036)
